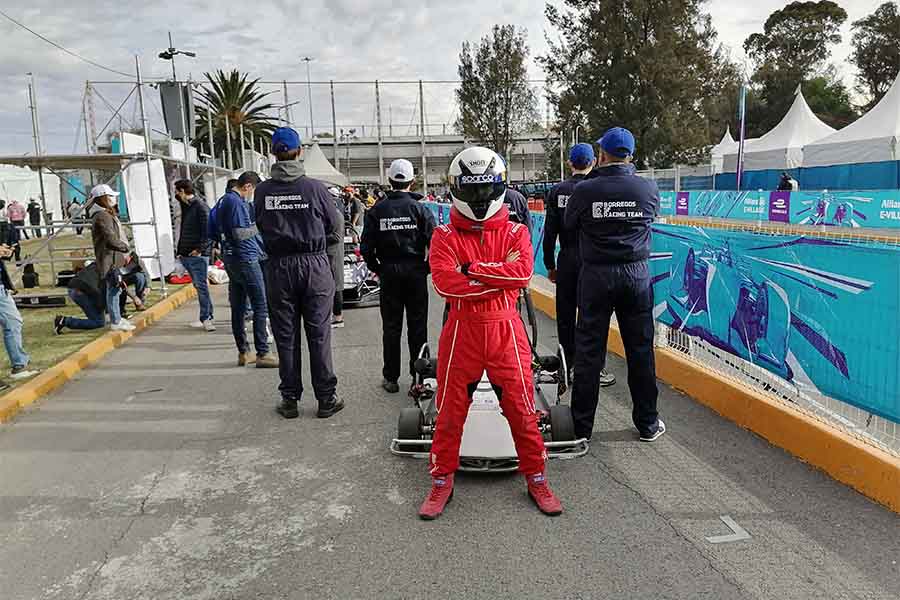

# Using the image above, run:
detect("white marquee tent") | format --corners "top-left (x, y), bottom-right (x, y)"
top-left (0, 164), bottom-right (61, 228)
top-left (303, 143), bottom-right (349, 187)
top-left (711, 127), bottom-right (760, 173)
top-left (723, 86), bottom-right (835, 172)
top-left (803, 74), bottom-right (900, 167)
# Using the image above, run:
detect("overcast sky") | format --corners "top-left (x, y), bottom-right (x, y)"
top-left (0, 0), bottom-right (891, 156)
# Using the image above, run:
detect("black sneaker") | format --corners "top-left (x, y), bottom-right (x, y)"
top-left (640, 419), bottom-right (666, 442)
top-left (317, 395), bottom-right (345, 419)
top-left (54, 315), bottom-right (65, 335)
top-left (382, 379), bottom-right (400, 394)
top-left (275, 398), bottom-right (299, 419)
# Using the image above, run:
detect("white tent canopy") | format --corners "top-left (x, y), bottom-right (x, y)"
top-left (302, 143), bottom-right (349, 187)
top-left (723, 86), bottom-right (835, 172)
top-left (710, 127), bottom-right (759, 172)
top-left (0, 165), bottom-right (61, 226)
top-left (803, 74), bottom-right (900, 167)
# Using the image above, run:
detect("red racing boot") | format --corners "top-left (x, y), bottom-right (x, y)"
top-left (418, 474), bottom-right (454, 520)
top-left (526, 473), bottom-right (563, 516)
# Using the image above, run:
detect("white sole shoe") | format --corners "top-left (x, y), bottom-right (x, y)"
top-left (640, 419), bottom-right (666, 442)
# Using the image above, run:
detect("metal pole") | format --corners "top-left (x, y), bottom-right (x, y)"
top-left (28, 75), bottom-right (56, 279)
top-left (184, 75), bottom-right (193, 175)
top-left (86, 81), bottom-right (98, 155)
top-left (168, 33), bottom-right (189, 179)
top-left (239, 122), bottom-right (246, 170)
top-left (330, 80), bottom-right (339, 172)
top-left (303, 57), bottom-right (314, 136)
top-left (206, 101), bottom-right (218, 200)
top-left (224, 114), bottom-right (233, 171)
top-left (282, 80), bottom-right (290, 126)
top-left (559, 130), bottom-right (564, 182)
top-left (375, 80), bottom-right (384, 185)
top-left (82, 84), bottom-right (92, 155)
top-left (418, 80), bottom-right (428, 196)
top-left (136, 56), bottom-right (167, 297)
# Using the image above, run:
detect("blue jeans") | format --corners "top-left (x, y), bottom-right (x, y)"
top-left (181, 256), bottom-right (213, 322)
top-left (106, 270), bottom-right (122, 325)
top-left (0, 287), bottom-right (29, 369)
top-left (65, 289), bottom-right (105, 330)
top-left (224, 258), bottom-right (269, 355)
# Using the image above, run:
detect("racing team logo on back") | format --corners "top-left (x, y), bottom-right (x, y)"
top-left (557, 195), bottom-right (569, 208)
top-left (265, 194), bottom-right (309, 210)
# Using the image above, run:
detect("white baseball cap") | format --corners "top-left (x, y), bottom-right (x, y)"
top-left (88, 184), bottom-right (120, 201)
top-left (387, 159), bottom-right (414, 183)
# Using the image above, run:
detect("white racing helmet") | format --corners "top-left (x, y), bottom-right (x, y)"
top-left (448, 146), bottom-right (507, 221)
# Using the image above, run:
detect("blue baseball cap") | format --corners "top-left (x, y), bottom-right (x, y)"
top-left (272, 127), bottom-right (301, 153)
top-left (569, 143), bottom-right (595, 168)
top-left (598, 127), bottom-right (635, 159)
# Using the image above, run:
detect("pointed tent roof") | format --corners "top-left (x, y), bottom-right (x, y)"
top-left (803, 74), bottom-right (900, 167)
top-left (710, 126), bottom-right (737, 158)
top-left (724, 86), bottom-right (835, 171)
top-left (302, 142), bottom-right (349, 187)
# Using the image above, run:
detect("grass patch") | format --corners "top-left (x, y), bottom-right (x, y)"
top-left (1, 232), bottom-right (184, 389)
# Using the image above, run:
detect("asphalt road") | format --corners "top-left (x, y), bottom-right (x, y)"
top-left (0, 285), bottom-right (897, 600)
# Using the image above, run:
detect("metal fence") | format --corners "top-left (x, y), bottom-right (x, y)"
top-left (656, 216), bottom-right (900, 458)
top-left (637, 164), bottom-right (717, 192)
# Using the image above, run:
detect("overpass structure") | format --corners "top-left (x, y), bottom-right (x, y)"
top-left (317, 131), bottom-right (551, 186)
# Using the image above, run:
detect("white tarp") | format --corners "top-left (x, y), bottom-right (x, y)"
top-left (0, 164), bottom-right (61, 228)
top-left (802, 74), bottom-right (900, 167)
top-left (723, 86), bottom-right (835, 172)
top-left (303, 143), bottom-right (349, 187)
top-left (120, 133), bottom-right (176, 279)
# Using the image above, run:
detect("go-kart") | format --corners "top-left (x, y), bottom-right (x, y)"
top-left (390, 290), bottom-right (589, 472)
top-left (342, 224), bottom-right (380, 308)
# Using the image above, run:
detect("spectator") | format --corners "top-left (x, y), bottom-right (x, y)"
top-left (0, 242), bottom-right (38, 380)
top-left (54, 263), bottom-right (106, 333)
top-left (213, 171), bottom-right (277, 368)
top-left (0, 201), bottom-right (8, 248)
top-left (89, 184), bottom-right (134, 332)
top-left (174, 179), bottom-right (214, 332)
top-left (254, 127), bottom-right (343, 420)
top-left (27, 199), bottom-right (42, 238)
top-left (8, 199), bottom-right (27, 242)
top-left (119, 250), bottom-right (149, 317)
top-left (67, 197), bottom-right (85, 236)
top-left (326, 187), bottom-right (346, 329)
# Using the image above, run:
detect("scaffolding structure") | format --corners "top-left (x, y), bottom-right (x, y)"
top-left (0, 58), bottom-right (235, 297)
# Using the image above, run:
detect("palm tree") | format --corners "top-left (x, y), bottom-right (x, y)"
top-left (193, 70), bottom-right (278, 169)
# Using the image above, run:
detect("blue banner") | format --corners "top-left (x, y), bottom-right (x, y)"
top-left (660, 189), bottom-right (900, 229)
top-left (650, 223), bottom-right (900, 424)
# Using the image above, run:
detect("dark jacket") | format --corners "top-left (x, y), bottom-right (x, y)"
top-left (0, 259), bottom-right (14, 292)
top-left (253, 160), bottom-right (338, 257)
top-left (327, 194), bottom-right (346, 259)
top-left (177, 196), bottom-right (211, 257)
top-left (360, 191), bottom-right (435, 276)
top-left (564, 163), bottom-right (659, 266)
top-left (92, 209), bottom-right (129, 276)
top-left (504, 188), bottom-right (533, 232)
top-left (543, 173), bottom-right (587, 271)
top-left (210, 190), bottom-right (265, 262)
top-left (69, 263), bottom-right (104, 312)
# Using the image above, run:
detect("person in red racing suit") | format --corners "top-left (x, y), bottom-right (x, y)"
top-left (418, 147), bottom-right (562, 520)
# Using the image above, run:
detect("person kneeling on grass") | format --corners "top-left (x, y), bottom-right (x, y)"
top-left (54, 263), bottom-right (107, 334)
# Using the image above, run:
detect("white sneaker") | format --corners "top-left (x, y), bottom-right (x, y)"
top-left (110, 321), bottom-right (136, 332)
top-left (189, 320), bottom-right (204, 329)
top-left (10, 368), bottom-right (39, 380)
top-left (203, 319), bottom-right (216, 332)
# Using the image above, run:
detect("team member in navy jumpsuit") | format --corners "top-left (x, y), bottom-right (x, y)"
top-left (254, 128), bottom-right (344, 420)
top-left (564, 128), bottom-right (665, 443)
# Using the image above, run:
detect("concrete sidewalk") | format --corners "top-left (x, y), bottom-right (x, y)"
top-left (0, 287), bottom-right (897, 600)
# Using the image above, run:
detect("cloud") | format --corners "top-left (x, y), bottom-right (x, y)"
top-left (0, 0), bottom-right (887, 155)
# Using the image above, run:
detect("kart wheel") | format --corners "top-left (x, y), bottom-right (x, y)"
top-left (549, 405), bottom-right (576, 442)
top-left (398, 407), bottom-right (424, 452)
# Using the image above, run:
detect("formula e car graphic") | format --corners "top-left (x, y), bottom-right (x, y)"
top-left (795, 193), bottom-right (871, 228)
top-left (665, 243), bottom-right (793, 379)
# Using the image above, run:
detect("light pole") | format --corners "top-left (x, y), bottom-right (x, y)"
top-left (301, 56), bottom-right (315, 138)
top-left (158, 32), bottom-right (196, 174)
top-left (574, 125), bottom-right (582, 145)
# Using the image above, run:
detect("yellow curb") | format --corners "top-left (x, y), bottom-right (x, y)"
top-left (0, 285), bottom-right (198, 424)
top-left (530, 283), bottom-right (900, 513)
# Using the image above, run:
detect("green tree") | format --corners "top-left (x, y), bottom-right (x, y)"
top-left (541, 0), bottom-right (741, 168)
top-left (193, 70), bottom-right (278, 168)
top-left (803, 71), bottom-right (859, 129)
top-left (744, 1), bottom-right (848, 131)
top-left (850, 2), bottom-right (900, 110)
top-left (455, 25), bottom-right (539, 160)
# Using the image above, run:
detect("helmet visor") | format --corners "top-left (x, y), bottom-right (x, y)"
top-left (451, 174), bottom-right (506, 220)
